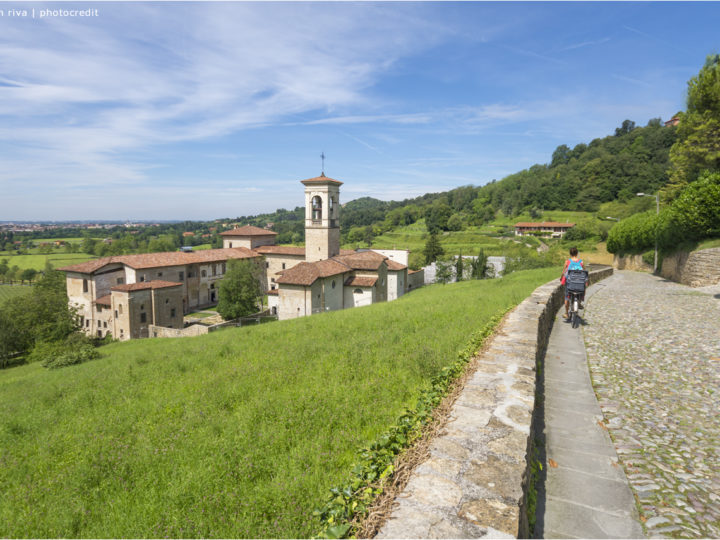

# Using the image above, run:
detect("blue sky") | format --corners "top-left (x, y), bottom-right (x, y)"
top-left (1, 1), bottom-right (718, 221)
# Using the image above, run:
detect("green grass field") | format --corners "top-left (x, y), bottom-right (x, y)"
top-left (0, 253), bottom-right (95, 271)
top-left (0, 284), bottom-right (32, 305)
top-left (0, 267), bottom-right (557, 538)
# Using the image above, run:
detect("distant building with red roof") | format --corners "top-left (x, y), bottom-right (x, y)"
top-left (514, 221), bottom-right (575, 238)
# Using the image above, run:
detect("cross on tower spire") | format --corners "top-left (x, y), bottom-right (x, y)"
top-left (320, 151), bottom-right (326, 176)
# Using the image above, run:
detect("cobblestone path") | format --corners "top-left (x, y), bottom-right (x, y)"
top-left (583, 271), bottom-right (720, 538)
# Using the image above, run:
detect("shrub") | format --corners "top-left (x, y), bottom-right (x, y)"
top-left (606, 172), bottom-right (720, 254)
top-left (29, 334), bottom-right (100, 369)
top-left (671, 171), bottom-right (720, 238)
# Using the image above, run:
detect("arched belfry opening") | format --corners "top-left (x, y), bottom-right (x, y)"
top-left (312, 196), bottom-right (323, 221)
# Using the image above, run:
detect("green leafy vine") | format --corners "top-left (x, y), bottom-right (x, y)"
top-left (314, 310), bottom-right (509, 539)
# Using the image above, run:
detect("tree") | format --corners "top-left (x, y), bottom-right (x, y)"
top-left (81, 236), bottom-right (98, 254)
top-left (363, 226), bottom-right (374, 246)
top-left (615, 119), bottom-right (636, 136)
top-left (667, 54), bottom-right (720, 195)
top-left (423, 233), bottom-right (444, 264)
top-left (0, 264), bottom-right (79, 367)
top-left (20, 268), bottom-right (37, 284)
top-left (216, 259), bottom-right (264, 320)
top-left (425, 201), bottom-right (452, 233)
top-left (446, 213), bottom-right (464, 232)
top-left (470, 249), bottom-right (489, 279)
top-left (551, 144), bottom-right (571, 166)
top-left (455, 254), bottom-right (464, 281)
top-left (435, 260), bottom-right (453, 284)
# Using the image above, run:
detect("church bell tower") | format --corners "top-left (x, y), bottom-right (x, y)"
top-left (302, 173), bottom-right (342, 262)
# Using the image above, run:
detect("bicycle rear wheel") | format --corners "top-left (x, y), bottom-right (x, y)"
top-left (572, 310), bottom-right (579, 328)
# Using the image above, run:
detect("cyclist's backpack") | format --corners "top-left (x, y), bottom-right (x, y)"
top-left (566, 269), bottom-right (588, 292)
top-left (567, 258), bottom-right (583, 271)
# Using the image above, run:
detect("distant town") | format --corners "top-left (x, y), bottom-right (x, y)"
top-left (0, 221), bottom-right (177, 233)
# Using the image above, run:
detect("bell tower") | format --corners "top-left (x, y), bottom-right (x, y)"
top-left (302, 173), bottom-right (342, 262)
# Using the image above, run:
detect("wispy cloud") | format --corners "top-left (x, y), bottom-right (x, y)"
top-left (558, 37), bottom-right (611, 52)
top-left (611, 73), bottom-right (655, 89)
top-left (0, 3), bottom-right (441, 195)
top-left (339, 131), bottom-right (382, 154)
top-left (304, 114), bottom-right (432, 126)
top-left (501, 44), bottom-right (567, 66)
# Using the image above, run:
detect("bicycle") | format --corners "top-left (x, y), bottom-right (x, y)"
top-left (565, 269), bottom-right (588, 329)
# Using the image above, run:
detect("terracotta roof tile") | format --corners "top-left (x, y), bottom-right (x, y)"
top-left (385, 259), bottom-right (407, 271)
top-left (94, 294), bottom-right (112, 306)
top-left (58, 256), bottom-right (121, 274)
top-left (266, 289), bottom-right (279, 295)
top-left (276, 259), bottom-right (349, 286)
top-left (59, 248), bottom-right (258, 274)
top-left (254, 245), bottom-right (306, 256)
top-left (514, 222), bottom-right (575, 228)
top-left (111, 280), bottom-right (182, 292)
top-left (220, 225), bottom-right (277, 236)
top-left (332, 250), bottom-right (386, 271)
top-left (300, 174), bottom-right (343, 186)
top-left (344, 276), bottom-right (377, 287)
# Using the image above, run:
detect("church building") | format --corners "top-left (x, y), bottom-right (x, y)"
top-left (60, 174), bottom-right (412, 339)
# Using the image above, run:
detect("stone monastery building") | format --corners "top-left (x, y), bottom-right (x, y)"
top-left (60, 175), bottom-right (412, 340)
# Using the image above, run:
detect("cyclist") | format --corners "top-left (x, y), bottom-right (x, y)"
top-left (561, 246), bottom-right (588, 319)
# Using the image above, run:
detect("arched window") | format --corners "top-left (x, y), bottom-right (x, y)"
top-left (354, 288), bottom-right (363, 295)
top-left (312, 196), bottom-right (322, 221)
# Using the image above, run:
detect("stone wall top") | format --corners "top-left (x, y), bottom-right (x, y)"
top-left (376, 266), bottom-right (613, 539)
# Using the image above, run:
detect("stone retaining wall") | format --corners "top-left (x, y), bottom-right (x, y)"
top-left (660, 247), bottom-right (720, 287)
top-left (376, 266), bottom-right (613, 539)
top-left (613, 253), bottom-right (652, 272)
top-left (149, 324), bottom-right (209, 338)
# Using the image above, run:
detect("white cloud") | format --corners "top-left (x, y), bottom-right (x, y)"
top-left (0, 3), bottom-right (443, 201)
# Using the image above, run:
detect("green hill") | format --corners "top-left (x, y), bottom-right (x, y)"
top-left (0, 268), bottom-right (557, 538)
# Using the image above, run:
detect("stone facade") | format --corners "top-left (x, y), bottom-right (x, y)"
top-left (220, 225), bottom-right (277, 250)
top-left (660, 247), bottom-right (720, 287)
top-left (276, 251), bottom-right (395, 320)
top-left (613, 253), bottom-right (653, 272)
top-left (387, 267), bottom-right (408, 301)
top-left (149, 323), bottom-right (209, 338)
top-left (61, 174), bottom-right (416, 336)
top-left (303, 175), bottom-right (341, 262)
top-left (61, 248), bottom-right (259, 340)
top-left (408, 269), bottom-right (425, 291)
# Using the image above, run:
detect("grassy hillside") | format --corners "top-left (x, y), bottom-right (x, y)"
top-left (0, 267), bottom-right (557, 538)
